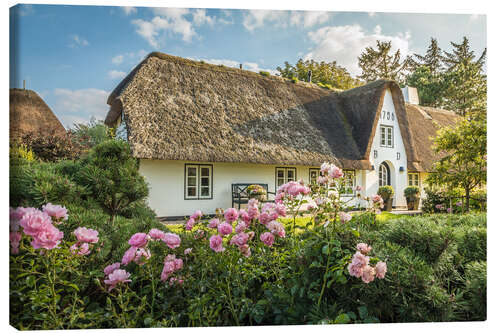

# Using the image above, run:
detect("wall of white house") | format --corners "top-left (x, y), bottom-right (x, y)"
top-left (139, 159), bottom-right (364, 217)
top-left (367, 89), bottom-right (408, 207)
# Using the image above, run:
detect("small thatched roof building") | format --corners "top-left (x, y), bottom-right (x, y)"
top-left (10, 88), bottom-right (66, 139)
top-left (105, 52), bottom-right (460, 173)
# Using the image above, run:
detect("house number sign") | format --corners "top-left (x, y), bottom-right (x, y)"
top-left (380, 110), bottom-right (395, 121)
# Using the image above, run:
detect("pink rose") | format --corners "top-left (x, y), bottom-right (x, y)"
top-left (133, 248), bottom-right (151, 265)
top-left (218, 222), bottom-right (233, 236)
top-left (74, 227), bottom-right (99, 244)
top-left (230, 232), bottom-right (249, 247)
top-left (163, 233), bottom-right (181, 249)
top-left (208, 218), bottom-right (220, 229)
top-left (122, 246), bottom-right (138, 266)
top-left (266, 221), bottom-right (285, 238)
top-left (104, 269), bottom-right (131, 291)
top-left (260, 232), bottom-right (275, 247)
top-left (224, 208), bottom-right (239, 223)
top-left (104, 262), bottom-right (121, 276)
top-left (30, 224), bottom-right (64, 250)
top-left (239, 244), bottom-right (251, 257)
top-left (235, 221), bottom-right (247, 233)
top-left (184, 248), bottom-right (192, 255)
top-left (10, 232), bottom-right (22, 254)
top-left (161, 260), bottom-right (176, 281)
top-left (185, 218), bottom-right (196, 230)
top-left (190, 210), bottom-right (203, 220)
top-left (209, 235), bottom-right (225, 252)
top-left (42, 203), bottom-right (68, 221)
top-left (375, 261), bottom-right (387, 279)
top-left (356, 243), bottom-right (372, 255)
top-left (361, 265), bottom-right (376, 283)
top-left (128, 233), bottom-right (149, 248)
top-left (19, 210), bottom-right (52, 237)
top-left (339, 212), bottom-right (352, 224)
top-left (148, 228), bottom-right (166, 241)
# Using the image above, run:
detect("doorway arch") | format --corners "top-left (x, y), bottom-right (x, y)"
top-left (379, 161), bottom-right (391, 187)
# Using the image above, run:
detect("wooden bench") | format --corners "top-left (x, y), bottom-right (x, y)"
top-left (231, 183), bottom-right (275, 209)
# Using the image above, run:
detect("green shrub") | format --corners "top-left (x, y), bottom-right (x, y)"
top-left (377, 186), bottom-right (394, 201)
top-left (462, 261), bottom-right (486, 320)
top-left (259, 70), bottom-right (270, 77)
top-left (21, 132), bottom-right (85, 162)
top-left (379, 216), bottom-right (455, 263)
top-left (77, 140), bottom-right (149, 224)
top-left (455, 226), bottom-right (486, 262)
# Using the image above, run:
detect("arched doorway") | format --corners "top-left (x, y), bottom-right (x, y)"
top-left (379, 162), bottom-right (391, 186)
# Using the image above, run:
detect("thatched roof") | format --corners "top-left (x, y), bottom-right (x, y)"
top-left (105, 52), bottom-right (460, 171)
top-left (10, 88), bottom-right (66, 139)
top-left (405, 104), bottom-right (461, 171)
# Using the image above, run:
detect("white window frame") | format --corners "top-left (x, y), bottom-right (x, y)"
top-left (309, 168), bottom-right (320, 184)
top-left (276, 167), bottom-right (296, 189)
top-left (380, 125), bottom-right (394, 148)
top-left (184, 164), bottom-right (213, 200)
top-left (340, 170), bottom-right (356, 196)
top-left (408, 173), bottom-right (420, 187)
top-left (379, 164), bottom-right (389, 186)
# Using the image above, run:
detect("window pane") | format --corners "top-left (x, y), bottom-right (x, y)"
top-left (287, 170), bottom-right (295, 179)
top-left (278, 179), bottom-right (285, 186)
top-left (201, 167), bottom-right (210, 177)
top-left (201, 187), bottom-right (209, 196)
top-left (277, 170), bottom-right (284, 177)
top-left (187, 187), bottom-right (196, 197)
top-left (201, 177), bottom-right (209, 186)
top-left (187, 167), bottom-right (197, 177)
top-left (188, 177), bottom-right (197, 186)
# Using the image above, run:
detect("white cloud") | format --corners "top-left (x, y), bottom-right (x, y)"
top-left (192, 9), bottom-right (216, 26)
top-left (304, 24), bottom-right (412, 76)
top-left (193, 57), bottom-right (278, 75)
top-left (108, 70), bottom-right (127, 79)
top-left (52, 88), bottom-right (109, 127)
top-left (243, 9), bottom-right (330, 31)
top-left (122, 6), bottom-right (137, 15)
top-left (112, 55), bottom-right (124, 64)
top-left (69, 34), bottom-right (89, 48)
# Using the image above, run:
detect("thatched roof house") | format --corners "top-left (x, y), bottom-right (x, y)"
top-left (105, 52), bottom-right (459, 172)
top-left (10, 88), bottom-right (66, 139)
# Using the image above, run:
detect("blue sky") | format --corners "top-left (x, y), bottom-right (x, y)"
top-left (9, 4), bottom-right (486, 128)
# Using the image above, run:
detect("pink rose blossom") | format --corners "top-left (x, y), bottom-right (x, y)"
top-left (169, 277), bottom-right (184, 286)
top-left (42, 203), bottom-right (68, 221)
top-left (372, 195), bottom-right (384, 204)
top-left (134, 248), bottom-right (151, 265)
top-left (217, 222), bottom-right (233, 236)
top-left (128, 233), bottom-right (149, 248)
top-left (348, 251), bottom-right (370, 278)
top-left (328, 166), bottom-right (343, 179)
top-left (148, 228), bottom-right (166, 241)
top-left (184, 248), bottom-right (192, 255)
top-left (104, 269), bottom-right (131, 291)
top-left (266, 221), bottom-right (286, 238)
top-left (209, 235), bottom-right (225, 252)
top-left (19, 210), bottom-right (52, 236)
top-left (190, 210), bottom-right (203, 220)
top-left (30, 224), bottom-right (64, 250)
top-left (104, 262), bottom-right (121, 276)
top-left (161, 260), bottom-right (176, 281)
top-left (122, 246), bottom-right (138, 266)
top-left (208, 218), bottom-right (220, 228)
top-left (339, 212), bottom-right (352, 224)
top-left (356, 243), bottom-right (372, 255)
top-left (235, 221), bottom-right (247, 233)
top-left (71, 242), bottom-right (90, 256)
top-left (375, 262), bottom-right (387, 279)
top-left (239, 244), bottom-right (251, 257)
top-left (185, 218), bottom-right (196, 230)
top-left (74, 227), bottom-right (99, 244)
top-left (10, 232), bottom-right (22, 254)
top-left (239, 210), bottom-right (251, 225)
top-left (224, 208), bottom-right (239, 223)
top-left (230, 232), bottom-right (249, 247)
top-left (361, 265), bottom-right (376, 283)
top-left (260, 232), bottom-right (275, 247)
top-left (163, 233), bottom-right (181, 249)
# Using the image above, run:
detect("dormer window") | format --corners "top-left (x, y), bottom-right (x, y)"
top-left (380, 125), bottom-right (393, 148)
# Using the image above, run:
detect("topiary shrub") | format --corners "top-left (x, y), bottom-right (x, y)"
top-left (404, 186), bottom-right (420, 198)
top-left (76, 140), bottom-right (149, 225)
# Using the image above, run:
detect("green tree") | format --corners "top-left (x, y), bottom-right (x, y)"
top-left (77, 140), bottom-right (149, 225)
top-left (408, 38), bottom-right (445, 75)
top-left (357, 40), bottom-right (411, 84)
top-left (276, 59), bottom-right (362, 90)
top-left (70, 117), bottom-right (111, 148)
top-left (426, 118), bottom-right (486, 212)
top-left (406, 65), bottom-right (445, 107)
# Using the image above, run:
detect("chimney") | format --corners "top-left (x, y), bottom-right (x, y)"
top-left (23, 80), bottom-right (25, 90)
top-left (402, 86), bottom-right (419, 105)
top-left (307, 70), bottom-right (312, 83)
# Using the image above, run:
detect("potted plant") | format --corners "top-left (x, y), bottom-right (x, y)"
top-left (246, 184), bottom-right (267, 201)
top-left (377, 185), bottom-right (394, 212)
top-left (404, 186), bottom-right (420, 210)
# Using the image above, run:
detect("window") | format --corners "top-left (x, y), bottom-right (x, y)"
top-left (185, 164), bottom-right (213, 200)
top-left (379, 163), bottom-right (390, 186)
top-left (380, 125), bottom-right (394, 148)
top-left (408, 173), bottom-right (419, 187)
top-left (276, 167), bottom-right (296, 188)
top-left (340, 170), bottom-right (356, 195)
top-left (309, 168), bottom-right (320, 184)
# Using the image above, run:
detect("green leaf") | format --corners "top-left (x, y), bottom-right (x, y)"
top-left (334, 313), bottom-right (351, 324)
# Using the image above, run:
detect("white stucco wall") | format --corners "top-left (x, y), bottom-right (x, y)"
top-left (367, 89), bottom-right (409, 207)
top-left (139, 160), bottom-right (363, 217)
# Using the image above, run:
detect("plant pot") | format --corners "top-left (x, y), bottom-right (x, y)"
top-left (406, 197), bottom-right (420, 210)
top-left (382, 197), bottom-right (393, 212)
